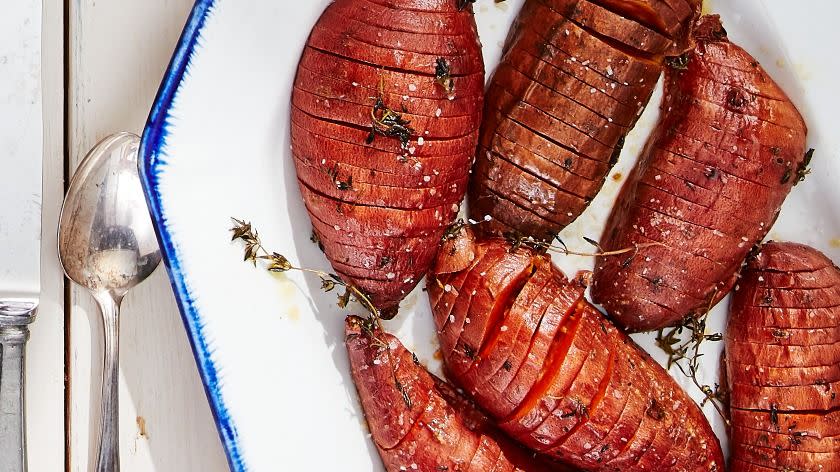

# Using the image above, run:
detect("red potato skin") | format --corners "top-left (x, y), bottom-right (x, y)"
top-left (591, 15), bottom-right (809, 332)
top-left (291, 0), bottom-right (484, 316)
top-left (428, 228), bottom-right (724, 471)
top-left (468, 0), bottom-right (701, 241)
top-left (345, 316), bottom-right (564, 472)
top-left (725, 242), bottom-right (840, 472)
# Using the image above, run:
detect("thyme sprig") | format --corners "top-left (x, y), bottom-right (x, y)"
top-left (367, 74), bottom-right (415, 151)
top-left (655, 291), bottom-right (729, 424)
top-left (665, 53), bottom-right (691, 70)
top-left (368, 97), bottom-right (414, 150)
top-left (230, 218), bottom-right (383, 329)
top-left (507, 233), bottom-right (665, 259)
top-left (795, 148), bottom-right (814, 186)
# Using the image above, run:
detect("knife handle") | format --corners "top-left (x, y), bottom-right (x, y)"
top-left (0, 325), bottom-right (29, 472)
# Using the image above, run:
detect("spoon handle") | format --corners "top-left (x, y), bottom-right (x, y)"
top-left (95, 294), bottom-right (120, 472)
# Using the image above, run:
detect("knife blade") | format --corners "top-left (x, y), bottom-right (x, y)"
top-left (0, 2), bottom-right (43, 471)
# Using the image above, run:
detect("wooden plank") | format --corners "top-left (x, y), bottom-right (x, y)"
top-left (67, 1), bottom-right (228, 470)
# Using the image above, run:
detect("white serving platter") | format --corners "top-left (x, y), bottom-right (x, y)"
top-left (139, 0), bottom-right (839, 470)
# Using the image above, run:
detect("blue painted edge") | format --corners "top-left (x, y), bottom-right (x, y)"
top-left (138, 1), bottom-right (246, 471)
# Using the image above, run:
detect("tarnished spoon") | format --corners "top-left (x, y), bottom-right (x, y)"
top-left (58, 132), bottom-right (161, 472)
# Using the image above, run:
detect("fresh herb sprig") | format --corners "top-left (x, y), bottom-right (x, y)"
top-left (368, 97), bottom-right (414, 150)
top-left (230, 218), bottom-right (382, 324)
top-left (655, 291), bottom-right (729, 424)
top-left (665, 53), bottom-right (691, 70)
top-left (366, 75), bottom-right (415, 151)
top-left (507, 233), bottom-right (665, 259)
top-left (795, 148), bottom-right (815, 186)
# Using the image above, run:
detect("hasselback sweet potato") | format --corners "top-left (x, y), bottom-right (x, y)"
top-left (428, 227), bottom-right (724, 471)
top-left (591, 15), bottom-right (809, 332)
top-left (468, 0), bottom-right (701, 241)
top-left (292, 0), bottom-right (485, 316)
top-left (725, 242), bottom-right (840, 472)
top-left (345, 316), bottom-right (561, 472)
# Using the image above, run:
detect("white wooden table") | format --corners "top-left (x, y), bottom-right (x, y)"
top-left (31, 0), bottom-right (227, 470)
top-left (19, 1), bottom-right (836, 471)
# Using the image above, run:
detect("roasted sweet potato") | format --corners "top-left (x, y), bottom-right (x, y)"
top-left (292, 0), bottom-right (484, 316)
top-left (427, 228), bottom-right (724, 471)
top-left (591, 15), bottom-right (809, 332)
top-left (345, 316), bottom-right (562, 472)
top-left (725, 242), bottom-right (840, 471)
top-left (468, 0), bottom-right (701, 241)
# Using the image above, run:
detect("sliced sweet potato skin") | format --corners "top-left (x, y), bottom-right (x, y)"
top-left (468, 0), bottom-right (700, 241)
top-left (725, 242), bottom-right (840, 471)
top-left (428, 228), bottom-right (724, 471)
top-left (592, 15), bottom-right (809, 332)
top-left (345, 316), bottom-right (561, 472)
top-left (292, 0), bottom-right (484, 315)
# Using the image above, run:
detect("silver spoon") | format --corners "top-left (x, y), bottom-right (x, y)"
top-left (58, 132), bottom-right (162, 472)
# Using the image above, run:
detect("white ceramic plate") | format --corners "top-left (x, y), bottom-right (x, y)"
top-left (139, 1), bottom-right (839, 470)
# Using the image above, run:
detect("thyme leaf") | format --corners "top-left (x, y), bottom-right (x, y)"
top-left (665, 53), bottom-right (690, 70)
top-left (456, 0), bottom-right (476, 10)
top-left (435, 58), bottom-right (454, 94)
top-left (370, 96), bottom-right (415, 150)
top-left (795, 148), bottom-right (814, 186)
top-left (655, 290), bottom-right (729, 425)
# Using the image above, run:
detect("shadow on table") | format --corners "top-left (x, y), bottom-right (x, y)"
top-left (79, 269), bottom-right (229, 472)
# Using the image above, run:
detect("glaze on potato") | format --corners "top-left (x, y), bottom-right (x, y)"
top-left (592, 15), bottom-right (809, 332)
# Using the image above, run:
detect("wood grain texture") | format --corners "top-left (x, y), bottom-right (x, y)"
top-left (67, 0), bottom-right (228, 470)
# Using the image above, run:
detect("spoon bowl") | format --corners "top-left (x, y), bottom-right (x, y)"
top-left (59, 132), bottom-right (161, 300)
top-left (58, 132), bottom-right (161, 472)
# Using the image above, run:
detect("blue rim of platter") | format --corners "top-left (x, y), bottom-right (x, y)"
top-left (138, 1), bottom-right (246, 471)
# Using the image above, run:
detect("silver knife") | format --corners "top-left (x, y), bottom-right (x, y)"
top-left (0, 2), bottom-right (43, 471)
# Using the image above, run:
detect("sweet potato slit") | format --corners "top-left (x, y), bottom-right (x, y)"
top-left (488, 84), bottom-right (624, 149)
top-left (532, 0), bottom-right (663, 61)
top-left (487, 137), bottom-right (605, 186)
top-left (504, 301), bottom-right (587, 423)
top-left (486, 93), bottom-right (613, 160)
top-left (551, 349), bottom-right (617, 449)
top-left (300, 180), bottom-right (452, 228)
top-left (488, 107), bottom-right (607, 164)
top-left (587, 0), bottom-right (671, 36)
top-left (485, 149), bottom-right (596, 201)
top-left (500, 56), bottom-right (637, 126)
top-left (508, 32), bottom-right (646, 105)
top-left (476, 185), bottom-right (570, 229)
top-left (293, 103), bottom-right (479, 143)
top-left (305, 46), bottom-right (440, 79)
top-left (474, 264), bottom-right (539, 363)
top-left (489, 75), bottom-right (628, 147)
